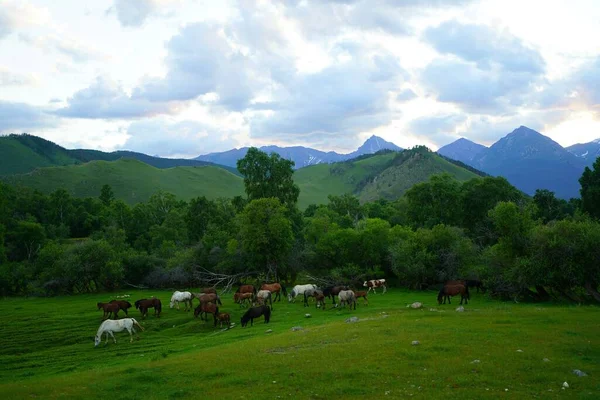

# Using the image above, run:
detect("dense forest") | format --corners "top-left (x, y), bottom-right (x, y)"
top-left (1, 147), bottom-right (600, 303)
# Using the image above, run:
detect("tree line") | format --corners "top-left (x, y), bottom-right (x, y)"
top-left (1, 148), bottom-right (599, 302)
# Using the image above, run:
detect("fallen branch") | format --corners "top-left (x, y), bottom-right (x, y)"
top-left (193, 267), bottom-right (259, 295)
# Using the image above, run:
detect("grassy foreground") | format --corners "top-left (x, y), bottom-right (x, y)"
top-left (0, 289), bottom-right (598, 399)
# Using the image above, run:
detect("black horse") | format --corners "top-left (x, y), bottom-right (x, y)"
top-left (465, 279), bottom-right (486, 293)
top-left (241, 305), bottom-right (271, 327)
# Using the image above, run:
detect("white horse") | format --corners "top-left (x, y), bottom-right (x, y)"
top-left (170, 291), bottom-right (193, 311)
top-left (288, 284), bottom-right (318, 303)
top-left (256, 290), bottom-right (273, 309)
top-left (94, 318), bottom-right (144, 347)
top-left (337, 290), bottom-right (356, 310)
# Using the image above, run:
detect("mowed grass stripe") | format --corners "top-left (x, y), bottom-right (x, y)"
top-left (1, 290), bottom-right (599, 399)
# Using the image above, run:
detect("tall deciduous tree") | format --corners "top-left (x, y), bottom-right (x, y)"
top-left (237, 147), bottom-right (300, 208)
top-left (579, 158), bottom-right (600, 220)
top-left (238, 198), bottom-right (293, 280)
top-left (99, 184), bottom-right (115, 206)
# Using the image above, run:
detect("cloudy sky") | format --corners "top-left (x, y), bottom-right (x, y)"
top-left (1, 0), bottom-right (600, 158)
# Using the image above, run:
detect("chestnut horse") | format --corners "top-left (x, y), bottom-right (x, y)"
top-left (314, 292), bottom-right (326, 310)
top-left (260, 282), bottom-right (287, 302)
top-left (109, 299), bottom-right (132, 316)
top-left (234, 292), bottom-right (254, 307)
top-left (97, 302), bottom-right (120, 320)
top-left (215, 312), bottom-right (231, 328)
top-left (194, 302), bottom-right (219, 325)
top-left (438, 283), bottom-right (470, 305)
top-left (236, 284), bottom-right (256, 296)
top-left (134, 298), bottom-right (162, 319)
top-left (353, 290), bottom-right (369, 305)
top-left (192, 292), bottom-right (222, 306)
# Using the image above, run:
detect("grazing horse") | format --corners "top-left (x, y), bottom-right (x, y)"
top-left (338, 290), bottom-right (357, 310)
top-left (353, 290), bottom-right (369, 305)
top-left (234, 292), bottom-right (254, 307)
top-left (314, 292), bottom-right (326, 310)
top-left (323, 286), bottom-right (348, 305)
top-left (241, 305), bottom-right (271, 327)
top-left (192, 292), bottom-right (222, 306)
top-left (109, 299), bottom-right (132, 316)
top-left (256, 290), bottom-right (273, 309)
top-left (97, 302), bottom-right (120, 320)
top-left (198, 287), bottom-right (217, 295)
top-left (194, 302), bottom-right (219, 325)
top-left (303, 289), bottom-right (324, 307)
top-left (288, 284), bottom-right (318, 303)
top-left (215, 312), bottom-right (231, 328)
top-left (134, 298), bottom-right (162, 319)
top-left (363, 279), bottom-right (387, 294)
top-left (260, 282), bottom-right (287, 302)
top-left (170, 291), bottom-right (193, 311)
top-left (94, 318), bottom-right (144, 347)
top-left (438, 284), bottom-right (470, 305)
top-left (236, 284), bottom-right (256, 296)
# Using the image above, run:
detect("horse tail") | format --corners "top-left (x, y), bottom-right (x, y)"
top-left (132, 318), bottom-right (145, 331)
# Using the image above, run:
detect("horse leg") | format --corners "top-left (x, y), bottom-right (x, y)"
top-left (109, 331), bottom-right (116, 344)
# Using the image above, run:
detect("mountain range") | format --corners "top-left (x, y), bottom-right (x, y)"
top-left (195, 135), bottom-right (403, 169)
top-left (437, 126), bottom-right (598, 199)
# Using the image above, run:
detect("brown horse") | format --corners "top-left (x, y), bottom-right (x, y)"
top-left (215, 312), bottom-right (231, 328)
top-left (234, 292), bottom-right (254, 307)
top-left (353, 290), bottom-right (369, 305)
top-left (193, 292), bottom-right (222, 306)
top-left (199, 287), bottom-right (217, 295)
top-left (97, 302), bottom-right (120, 320)
top-left (109, 300), bottom-right (132, 316)
top-left (438, 284), bottom-right (470, 305)
top-left (194, 302), bottom-right (219, 325)
top-left (236, 284), bottom-right (256, 296)
top-left (314, 292), bottom-right (326, 310)
top-left (134, 298), bottom-right (162, 319)
top-left (260, 282), bottom-right (287, 302)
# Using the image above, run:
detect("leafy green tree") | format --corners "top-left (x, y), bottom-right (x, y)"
top-left (460, 176), bottom-right (523, 243)
top-left (237, 147), bottom-right (300, 207)
top-left (10, 221), bottom-right (46, 261)
top-left (238, 198), bottom-right (294, 279)
top-left (579, 158), bottom-right (600, 219)
top-left (0, 224), bottom-right (6, 264)
top-left (99, 184), bottom-right (115, 206)
top-left (389, 224), bottom-right (476, 289)
top-left (355, 218), bottom-right (391, 270)
top-left (533, 189), bottom-right (573, 223)
top-left (186, 196), bottom-right (216, 241)
top-left (405, 174), bottom-right (462, 228)
top-left (327, 194), bottom-right (364, 228)
top-left (49, 189), bottom-right (73, 226)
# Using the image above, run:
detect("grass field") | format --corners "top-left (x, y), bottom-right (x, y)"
top-left (0, 289), bottom-right (598, 399)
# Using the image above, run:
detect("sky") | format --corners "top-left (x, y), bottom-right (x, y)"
top-left (1, 0), bottom-right (600, 158)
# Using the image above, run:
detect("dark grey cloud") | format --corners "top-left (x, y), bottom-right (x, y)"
top-left (424, 20), bottom-right (545, 74)
top-left (0, 101), bottom-right (56, 133)
top-left (55, 76), bottom-right (174, 119)
top-left (124, 118), bottom-right (238, 157)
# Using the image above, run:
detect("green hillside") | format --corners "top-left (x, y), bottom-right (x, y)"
top-left (0, 134), bottom-right (239, 176)
top-left (358, 147), bottom-right (481, 202)
top-left (4, 159), bottom-right (245, 204)
top-left (2, 146), bottom-right (486, 207)
top-left (0, 134), bottom-right (80, 175)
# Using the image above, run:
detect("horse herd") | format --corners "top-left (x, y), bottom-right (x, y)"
top-left (94, 278), bottom-right (482, 346)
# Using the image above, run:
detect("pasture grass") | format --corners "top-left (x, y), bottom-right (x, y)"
top-left (0, 290), bottom-right (598, 399)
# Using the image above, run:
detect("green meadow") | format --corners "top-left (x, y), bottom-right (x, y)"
top-left (0, 290), bottom-right (598, 399)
